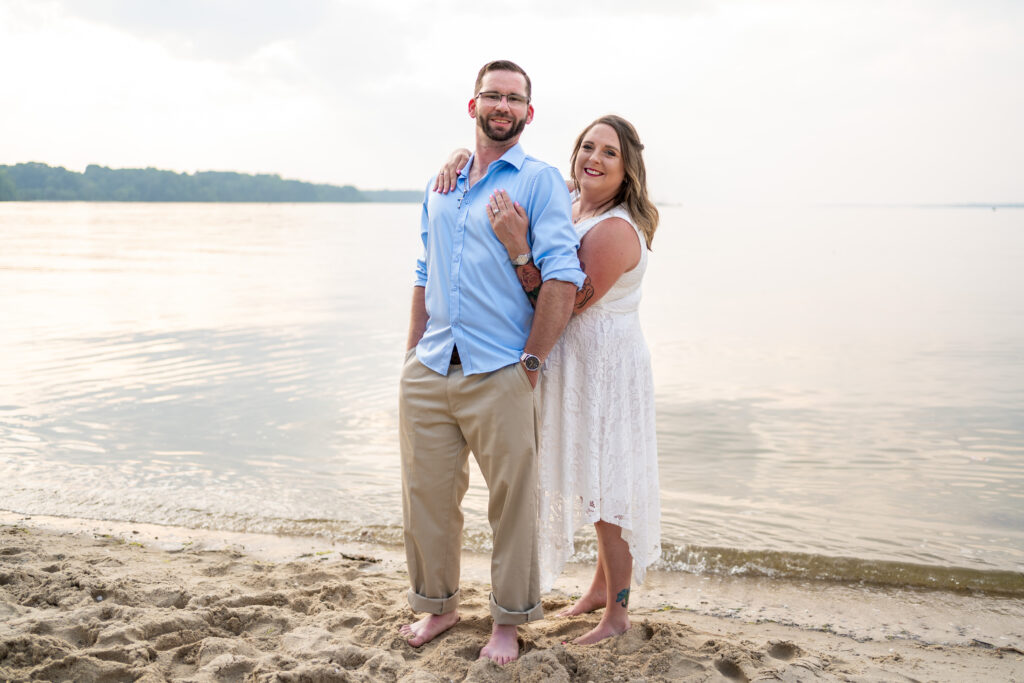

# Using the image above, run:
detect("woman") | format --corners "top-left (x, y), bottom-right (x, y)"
top-left (437, 115), bottom-right (660, 645)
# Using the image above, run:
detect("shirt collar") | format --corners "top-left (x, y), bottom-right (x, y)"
top-left (460, 143), bottom-right (527, 180)
top-left (499, 143), bottom-right (527, 169)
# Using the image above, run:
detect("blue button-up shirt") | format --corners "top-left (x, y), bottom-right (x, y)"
top-left (414, 144), bottom-right (585, 376)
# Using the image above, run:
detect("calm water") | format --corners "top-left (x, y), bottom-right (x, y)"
top-left (2, 202), bottom-right (1023, 594)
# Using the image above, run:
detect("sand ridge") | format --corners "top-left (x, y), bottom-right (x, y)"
top-left (1, 523), bottom-right (1021, 682)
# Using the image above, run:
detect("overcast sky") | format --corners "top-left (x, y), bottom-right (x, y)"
top-left (1, 0), bottom-right (1020, 204)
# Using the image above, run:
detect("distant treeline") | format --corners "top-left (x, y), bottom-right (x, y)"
top-left (0, 163), bottom-right (421, 203)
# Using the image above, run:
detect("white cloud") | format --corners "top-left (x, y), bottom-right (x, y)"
top-left (50, 0), bottom-right (334, 60)
top-left (1, 0), bottom-right (1021, 202)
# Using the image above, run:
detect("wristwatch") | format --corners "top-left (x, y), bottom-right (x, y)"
top-left (510, 251), bottom-right (532, 266)
top-left (520, 352), bottom-right (541, 372)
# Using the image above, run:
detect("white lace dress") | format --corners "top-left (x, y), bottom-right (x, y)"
top-left (537, 204), bottom-right (661, 591)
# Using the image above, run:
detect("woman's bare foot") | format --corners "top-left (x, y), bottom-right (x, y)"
top-left (572, 615), bottom-right (630, 645)
top-left (557, 590), bottom-right (606, 617)
top-left (478, 623), bottom-right (519, 665)
top-left (400, 611), bottom-right (460, 647)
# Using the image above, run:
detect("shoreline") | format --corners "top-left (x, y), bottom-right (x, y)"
top-left (2, 512), bottom-right (1022, 681)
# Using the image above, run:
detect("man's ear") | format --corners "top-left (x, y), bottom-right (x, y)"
top-left (468, 97), bottom-right (478, 119)
top-left (525, 104), bottom-right (534, 124)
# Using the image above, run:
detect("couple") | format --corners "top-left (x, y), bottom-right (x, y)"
top-left (399, 59), bottom-right (660, 664)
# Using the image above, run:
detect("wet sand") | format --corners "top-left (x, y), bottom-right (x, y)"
top-left (1, 514), bottom-right (1022, 682)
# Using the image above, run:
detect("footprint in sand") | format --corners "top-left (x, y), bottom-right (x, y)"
top-left (54, 621), bottom-right (101, 648)
top-left (714, 656), bottom-right (749, 681)
top-left (547, 619), bottom-right (588, 639)
top-left (768, 639), bottom-right (803, 661)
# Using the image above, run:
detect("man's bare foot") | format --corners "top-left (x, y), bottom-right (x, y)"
top-left (400, 611), bottom-right (460, 647)
top-left (557, 590), bottom-right (606, 617)
top-left (478, 623), bottom-right (519, 665)
top-left (572, 615), bottom-right (630, 645)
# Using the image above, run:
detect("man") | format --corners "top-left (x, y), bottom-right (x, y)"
top-left (398, 60), bottom-right (584, 664)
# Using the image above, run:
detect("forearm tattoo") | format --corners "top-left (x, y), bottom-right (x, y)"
top-left (515, 258), bottom-right (593, 311)
top-left (574, 260), bottom-right (595, 311)
top-left (516, 262), bottom-right (542, 307)
top-left (616, 588), bottom-right (630, 608)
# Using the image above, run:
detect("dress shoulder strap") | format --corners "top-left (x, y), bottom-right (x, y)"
top-left (605, 204), bottom-right (637, 229)
top-left (576, 204), bottom-right (642, 250)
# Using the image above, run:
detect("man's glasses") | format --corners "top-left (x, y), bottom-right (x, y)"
top-left (476, 91), bottom-right (530, 108)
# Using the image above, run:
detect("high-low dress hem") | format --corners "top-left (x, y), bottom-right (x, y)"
top-left (537, 204), bottom-right (661, 591)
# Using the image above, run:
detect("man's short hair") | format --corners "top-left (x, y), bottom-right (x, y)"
top-left (474, 60), bottom-right (532, 102)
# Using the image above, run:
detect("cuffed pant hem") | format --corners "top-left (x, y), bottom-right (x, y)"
top-left (407, 588), bottom-right (460, 615)
top-left (489, 593), bottom-right (544, 625)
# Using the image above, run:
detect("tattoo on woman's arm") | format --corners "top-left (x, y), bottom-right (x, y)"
top-left (516, 262), bottom-right (542, 307)
top-left (574, 264), bottom-right (595, 311)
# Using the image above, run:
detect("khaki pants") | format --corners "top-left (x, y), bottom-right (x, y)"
top-left (399, 350), bottom-right (543, 625)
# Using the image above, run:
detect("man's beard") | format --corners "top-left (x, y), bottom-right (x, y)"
top-left (478, 112), bottom-right (527, 142)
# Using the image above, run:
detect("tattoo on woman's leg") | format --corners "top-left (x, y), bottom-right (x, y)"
top-left (615, 588), bottom-right (630, 608)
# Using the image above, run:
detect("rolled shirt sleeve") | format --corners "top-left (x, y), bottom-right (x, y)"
top-left (525, 167), bottom-right (586, 289)
top-left (413, 181), bottom-right (431, 287)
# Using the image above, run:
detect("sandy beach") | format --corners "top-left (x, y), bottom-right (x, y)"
top-left (2, 515), bottom-right (1021, 682)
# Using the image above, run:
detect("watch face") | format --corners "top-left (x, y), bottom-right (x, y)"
top-left (523, 354), bottom-right (540, 371)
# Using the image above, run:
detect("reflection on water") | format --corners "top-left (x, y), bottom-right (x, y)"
top-left (1, 202), bottom-right (1022, 591)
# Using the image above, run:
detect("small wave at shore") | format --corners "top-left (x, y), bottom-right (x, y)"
top-left (9, 494), bottom-right (1020, 598)
top-left (658, 544), bottom-right (1024, 596)
top-left (459, 530), bottom-right (1024, 597)
top-left (3, 451), bottom-right (1022, 597)
top-left (262, 521), bottom-right (1024, 597)
top-left (231, 521), bottom-right (1024, 597)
